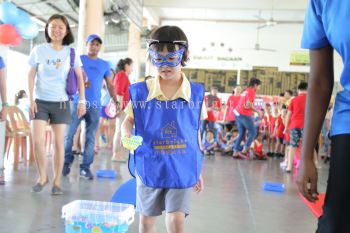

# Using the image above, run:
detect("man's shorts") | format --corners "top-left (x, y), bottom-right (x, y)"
top-left (136, 174), bottom-right (192, 217)
top-left (290, 128), bottom-right (303, 148)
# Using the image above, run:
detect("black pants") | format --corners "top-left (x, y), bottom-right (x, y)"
top-left (316, 134), bottom-right (350, 233)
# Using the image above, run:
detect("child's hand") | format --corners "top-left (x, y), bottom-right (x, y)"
top-left (122, 132), bottom-right (132, 139)
top-left (200, 144), bottom-right (204, 152)
top-left (193, 174), bottom-right (204, 193)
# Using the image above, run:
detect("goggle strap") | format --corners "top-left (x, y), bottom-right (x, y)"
top-left (147, 40), bottom-right (188, 48)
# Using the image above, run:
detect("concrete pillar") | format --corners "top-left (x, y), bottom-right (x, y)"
top-left (77, 0), bottom-right (86, 54)
top-left (128, 22), bottom-right (141, 82)
top-left (77, 0), bottom-right (105, 54)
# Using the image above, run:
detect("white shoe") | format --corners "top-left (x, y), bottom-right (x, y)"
top-left (280, 161), bottom-right (287, 168)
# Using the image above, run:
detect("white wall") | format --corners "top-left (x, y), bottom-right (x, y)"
top-left (6, 50), bottom-right (30, 104)
top-left (160, 20), bottom-right (344, 81)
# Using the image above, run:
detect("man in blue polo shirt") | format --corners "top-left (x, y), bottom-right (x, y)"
top-left (63, 34), bottom-right (117, 180)
top-left (0, 56), bottom-right (8, 185)
top-left (298, 0), bottom-right (350, 232)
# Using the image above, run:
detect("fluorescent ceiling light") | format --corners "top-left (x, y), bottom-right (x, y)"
top-left (30, 16), bottom-right (46, 27)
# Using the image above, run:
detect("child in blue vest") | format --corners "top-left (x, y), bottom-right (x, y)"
top-left (121, 26), bottom-right (207, 233)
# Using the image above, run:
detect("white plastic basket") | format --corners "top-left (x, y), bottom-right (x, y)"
top-left (62, 200), bottom-right (135, 226)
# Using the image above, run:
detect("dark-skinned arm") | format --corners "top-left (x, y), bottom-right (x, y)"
top-left (297, 45), bottom-right (334, 202)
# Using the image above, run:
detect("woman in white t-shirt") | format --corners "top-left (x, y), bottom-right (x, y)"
top-left (28, 14), bottom-right (86, 195)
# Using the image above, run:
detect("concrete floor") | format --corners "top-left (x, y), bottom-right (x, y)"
top-left (0, 149), bottom-right (328, 233)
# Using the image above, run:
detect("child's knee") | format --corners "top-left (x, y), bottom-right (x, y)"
top-left (140, 215), bottom-right (156, 230)
top-left (166, 212), bottom-right (185, 227)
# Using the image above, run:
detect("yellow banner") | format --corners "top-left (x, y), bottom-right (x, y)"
top-left (290, 51), bottom-right (310, 66)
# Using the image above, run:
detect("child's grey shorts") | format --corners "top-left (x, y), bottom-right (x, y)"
top-left (135, 174), bottom-right (192, 216)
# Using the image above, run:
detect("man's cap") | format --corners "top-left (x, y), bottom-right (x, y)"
top-left (86, 34), bottom-right (102, 44)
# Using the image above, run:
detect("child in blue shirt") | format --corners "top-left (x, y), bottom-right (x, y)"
top-left (122, 25), bottom-right (206, 233)
top-left (202, 130), bottom-right (217, 156)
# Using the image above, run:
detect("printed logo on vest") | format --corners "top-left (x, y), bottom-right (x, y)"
top-left (152, 121), bottom-right (187, 155)
top-left (161, 121), bottom-right (177, 138)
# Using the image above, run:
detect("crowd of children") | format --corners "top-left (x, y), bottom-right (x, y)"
top-left (200, 82), bottom-right (322, 171)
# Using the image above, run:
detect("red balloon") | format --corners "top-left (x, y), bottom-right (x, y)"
top-left (0, 24), bottom-right (20, 45)
top-left (10, 34), bottom-right (22, 46)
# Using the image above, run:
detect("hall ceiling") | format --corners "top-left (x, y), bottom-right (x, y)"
top-left (7, 0), bottom-right (308, 54)
top-left (143, 0), bottom-right (308, 24)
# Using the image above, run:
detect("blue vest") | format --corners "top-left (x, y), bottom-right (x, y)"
top-left (129, 81), bottom-right (204, 188)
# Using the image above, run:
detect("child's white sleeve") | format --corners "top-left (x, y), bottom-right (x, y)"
top-left (200, 102), bottom-right (208, 120)
top-left (124, 102), bottom-right (134, 119)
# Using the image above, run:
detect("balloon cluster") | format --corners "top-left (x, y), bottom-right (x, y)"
top-left (0, 1), bottom-right (39, 46)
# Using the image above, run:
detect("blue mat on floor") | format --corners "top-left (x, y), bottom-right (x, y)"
top-left (96, 169), bottom-right (117, 179)
top-left (111, 178), bottom-right (136, 206)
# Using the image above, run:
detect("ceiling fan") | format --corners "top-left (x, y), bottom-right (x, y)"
top-left (254, 0), bottom-right (278, 29)
top-left (255, 12), bottom-right (278, 30)
top-left (254, 0), bottom-right (304, 29)
top-left (253, 27), bottom-right (276, 52)
top-left (241, 27), bottom-right (276, 52)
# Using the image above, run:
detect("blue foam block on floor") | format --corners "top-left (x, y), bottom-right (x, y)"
top-left (96, 169), bottom-right (117, 179)
top-left (263, 182), bottom-right (285, 192)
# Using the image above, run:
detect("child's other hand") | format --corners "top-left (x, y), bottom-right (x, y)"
top-left (193, 174), bottom-right (204, 193)
top-left (123, 132), bottom-right (132, 138)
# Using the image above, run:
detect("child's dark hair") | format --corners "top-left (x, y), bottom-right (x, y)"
top-left (248, 78), bottom-right (262, 87)
top-left (15, 90), bottom-right (26, 105)
top-left (117, 58), bottom-right (133, 71)
top-left (281, 104), bottom-right (287, 110)
top-left (279, 92), bottom-right (285, 97)
top-left (206, 130), bottom-right (214, 136)
top-left (225, 124), bottom-right (233, 132)
top-left (298, 82), bottom-right (308, 91)
top-left (45, 14), bottom-right (74, 45)
top-left (148, 25), bottom-right (189, 66)
top-left (285, 89), bottom-right (293, 96)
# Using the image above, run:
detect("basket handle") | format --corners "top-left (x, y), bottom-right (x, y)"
top-left (126, 215), bottom-right (134, 225)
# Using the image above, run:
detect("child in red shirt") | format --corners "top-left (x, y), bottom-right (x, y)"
top-left (250, 132), bottom-right (267, 160)
top-left (284, 82), bottom-right (307, 172)
top-left (274, 105), bottom-right (287, 157)
top-left (224, 86), bottom-right (242, 124)
top-left (265, 103), bottom-right (275, 156)
top-left (112, 58), bottom-right (133, 162)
